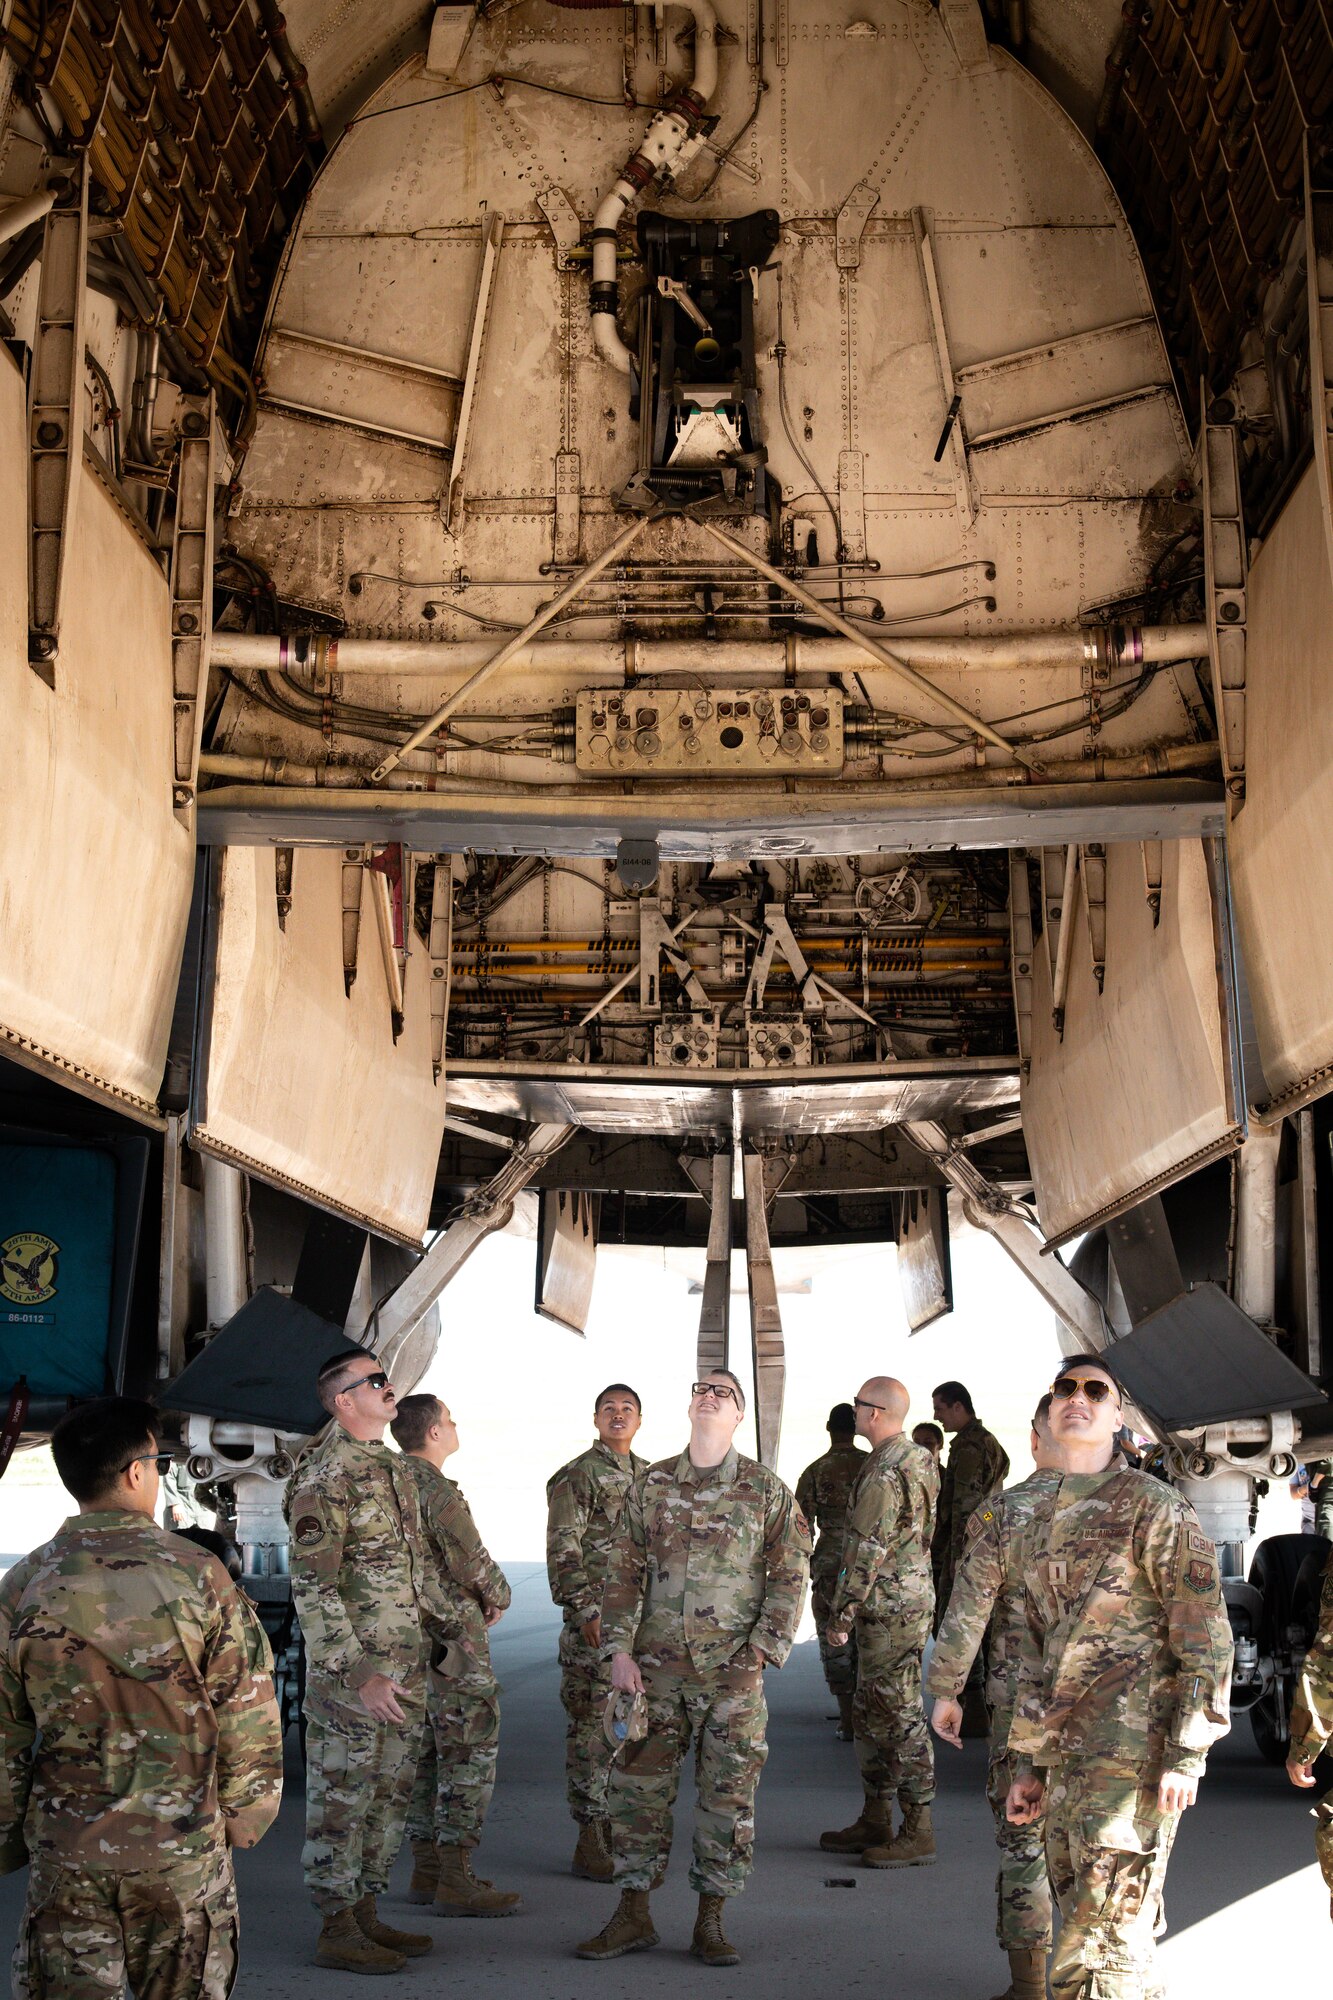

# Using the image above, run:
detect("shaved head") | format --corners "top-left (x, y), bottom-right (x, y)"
top-left (862, 1377), bottom-right (910, 1422)
top-left (854, 1376), bottom-right (910, 1447)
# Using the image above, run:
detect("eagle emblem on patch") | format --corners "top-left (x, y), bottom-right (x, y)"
top-left (1184, 1558), bottom-right (1215, 1596)
top-left (294, 1514), bottom-right (326, 1547)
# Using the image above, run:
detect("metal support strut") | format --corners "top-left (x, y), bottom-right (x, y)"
top-left (28, 160), bottom-right (88, 682)
top-left (370, 1122), bottom-right (573, 1383)
top-left (742, 1153), bottom-right (785, 1468)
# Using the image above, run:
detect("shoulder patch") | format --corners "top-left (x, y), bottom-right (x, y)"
top-left (294, 1513), bottom-right (327, 1548)
top-left (979, 1508), bottom-right (994, 1524)
top-left (1183, 1557), bottom-right (1216, 1597)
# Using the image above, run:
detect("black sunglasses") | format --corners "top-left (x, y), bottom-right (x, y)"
top-left (853, 1396), bottom-right (885, 1414)
top-left (346, 1370), bottom-right (390, 1393)
top-left (123, 1452), bottom-right (175, 1476)
top-left (1051, 1376), bottom-right (1117, 1405)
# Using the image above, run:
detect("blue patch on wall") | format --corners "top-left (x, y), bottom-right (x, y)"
top-left (0, 1147), bottom-right (116, 1397)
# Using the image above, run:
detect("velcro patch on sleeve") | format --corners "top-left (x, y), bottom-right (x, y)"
top-left (294, 1512), bottom-right (327, 1548)
top-left (1183, 1558), bottom-right (1216, 1596)
top-left (1186, 1529), bottom-right (1212, 1555)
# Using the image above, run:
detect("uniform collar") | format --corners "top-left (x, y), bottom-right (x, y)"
top-left (592, 1439), bottom-right (638, 1471)
top-left (677, 1444), bottom-right (740, 1487)
top-left (65, 1508), bottom-right (156, 1534)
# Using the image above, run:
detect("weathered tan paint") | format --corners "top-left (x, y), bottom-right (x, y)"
top-left (0, 351), bottom-right (194, 1118)
top-left (1022, 838), bottom-right (1239, 1243)
top-left (194, 845), bottom-right (446, 1244)
top-left (1229, 462), bottom-right (1333, 1116)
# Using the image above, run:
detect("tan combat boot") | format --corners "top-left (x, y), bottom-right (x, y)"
top-left (433, 1843), bottom-right (523, 1916)
top-left (690, 1893), bottom-right (740, 1968)
top-left (990, 1947), bottom-right (1048, 2000)
top-left (352, 1895), bottom-right (433, 1957)
top-left (835, 1693), bottom-right (855, 1741)
top-left (819, 1795), bottom-right (890, 1853)
top-left (572, 1820), bottom-right (614, 1882)
top-left (314, 1907), bottom-right (405, 1975)
top-left (407, 1839), bottom-right (440, 1904)
top-left (864, 1799), bottom-right (936, 1868)
top-left (574, 1890), bottom-right (660, 1959)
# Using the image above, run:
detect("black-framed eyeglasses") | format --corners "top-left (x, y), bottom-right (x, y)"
top-left (692, 1381), bottom-right (739, 1404)
top-left (852, 1396), bottom-right (885, 1414)
top-left (122, 1452), bottom-right (175, 1476)
top-left (1051, 1376), bottom-right (1117, 1405)
top-left (346, 1370), bottom-right (390, 1393)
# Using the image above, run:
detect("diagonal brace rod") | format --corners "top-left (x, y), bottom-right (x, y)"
top-left (693, 516), bottom-right (1037, 768)
top-left (371, 510), bottom-right (662, 781)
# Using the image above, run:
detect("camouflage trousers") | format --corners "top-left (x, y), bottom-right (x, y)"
top-left (1314, 1787), bottom-right (1333, 1919)
top-left (302, 1675), bottom-right (427, 1912)
top-left (13, 1843), bottom-right (237, 2000)
top-left (558, 1618), bottom-right (615, 1824)
top-left (812, 1581), bottom-right (858, 1700)
top-left (609, 1663), bottom-right (769, 1898)
top-left (1044, 1764), bottom-right (1178, 2000)
top-left (853, 1612), bottom-right (935, 1806)
top-left (988, 1751), bottom-right (1053, 1950)
top-left (406, 1673), bottom-right (501, 1847)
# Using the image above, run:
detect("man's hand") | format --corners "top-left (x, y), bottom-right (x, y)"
top-left (582, 1614), bottom-right (603, 1649)
top-left (358, 1672), bottom-right (408, 1724)
top-left (1157, 1769), bottom-right (1199, 1815)
top-left (1288, 1757), bottom-right (1318, 1790)
top-left (826, 1627), bottom-right (849, 1649)
top-left (484, 1604), bottom-right (505, 1628)
top-left (1005, 1776), bottom-right (1045, 1825)
top-left (610, 1650), bottom-right (643, 1695)
top-left (931, 1696), bottom-right (964, 1749)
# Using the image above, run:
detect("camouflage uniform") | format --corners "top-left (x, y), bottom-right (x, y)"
top-left (925, 1470), bottom-right (1063, 1950)
top-left (0, 1509), bottom-right (282, 2000)
top-left (795, 1441), bottom-right (868, 1700)
top-left (1008, 1466), bottom-right (1233, 2000)
top-left (932, 1414), bottom-right (1010, 1632)
top-left (830, 1435), bottom-right (939, 1809)
top-left (287, 1430), bottom-right (450, 1913)
top-left (600, 1446), bottom-right (809, 1896)
top-left (546, 1441), bottom-right (648, 1824)
top-left (401, 1457), bottom-right (510, 1848)
top-left (1288, 1542), bottom-right (1333, 1916)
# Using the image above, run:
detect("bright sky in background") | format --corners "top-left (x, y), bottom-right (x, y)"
top-left (0, 1210), bottom-right (1302, 1561)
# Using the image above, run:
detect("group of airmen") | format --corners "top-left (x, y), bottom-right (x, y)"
top-left (0, 1348), bottom-right (1331, 1997)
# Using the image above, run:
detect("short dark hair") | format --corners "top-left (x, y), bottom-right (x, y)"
top-left (933, 1380), bottom-right (974, 1416)
top-left (1032, 1393), bottom-right (1054, 1428)
top-left (595, 1383), bottom-right (641, 1412)
top-left (698, 1367), bottom-right (745, 1414)
top-left (51, 1397), bottom-right (159, 1503)
top-left (390, 1393), bottom-right (440, 1453)
top-left (828, 1402), bottom-right (857, 1435)
top-left (912, 1421), bottom-right (944, 1452)
top-left (317, 1351), bottom-right (375, 1415)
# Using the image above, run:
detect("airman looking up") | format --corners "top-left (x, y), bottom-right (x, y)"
top-left (546, 1382), bottom-right (648, 1882)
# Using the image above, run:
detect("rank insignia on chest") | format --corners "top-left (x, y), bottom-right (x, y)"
top-left (295, 1514), bottom-right (326, 1547)
top-left (1047, 1559), bottom-right (1067, 1586)
top-left (1183, 1558), bottom-right (1215, 1596)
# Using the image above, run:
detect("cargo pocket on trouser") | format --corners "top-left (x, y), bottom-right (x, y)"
top-left (1071, 1811), bottom-right (1163, 1993)
top-left (15, 1870), bottom-right (121, 2000)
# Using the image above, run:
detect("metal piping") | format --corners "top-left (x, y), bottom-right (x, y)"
top-left (368, 511), bottom-right (661, 781)
top-left (694, 516), bottom-right (1035, 766)
top-left (200, 737), bottom-right (1219, 798)
top-left (0, 187), bottom-right (55, 247)
top-left (590, 0), bottom-right (720, 374)
top-left (213, 625), bottom-right (1207, 680)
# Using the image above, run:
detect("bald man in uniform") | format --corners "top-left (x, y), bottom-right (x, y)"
top-left (820, 1378), bottom-right (939, 1868)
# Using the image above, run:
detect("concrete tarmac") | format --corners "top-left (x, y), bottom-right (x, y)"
top-left (0, 1561), bottom-right (1326, 1995)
